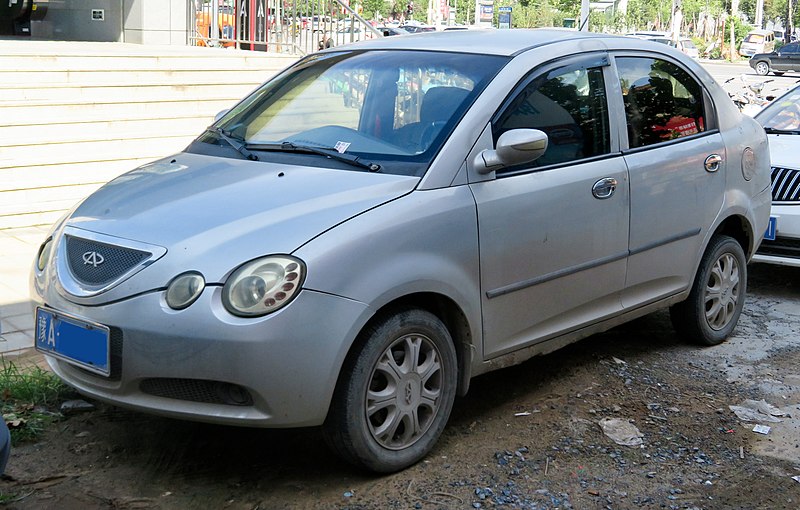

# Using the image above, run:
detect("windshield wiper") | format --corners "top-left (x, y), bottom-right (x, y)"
top-left (246, 141), bottom-right (381, 172)
top-left (205, 127), bottom-right (259, 161)
top-left (764, 127), bottom-right (800, 135)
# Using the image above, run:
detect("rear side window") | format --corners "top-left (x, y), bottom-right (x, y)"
top-left (493, 65), bottom-right (611, 171)
top-left (783, 43), bottom-right (800, 54)
top-left (617, 57), bottom-right (706, 149)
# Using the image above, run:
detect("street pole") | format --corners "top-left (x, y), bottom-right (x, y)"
top-left (579, 0), bottom-right (589, 31)
top-left (755, 0), bottom-right (763, 28)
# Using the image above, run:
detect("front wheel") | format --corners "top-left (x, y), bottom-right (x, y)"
top-left (754, 61), bottom-right (770, 76)
top-left (670, 235), bottom-right (747, 346)
top-left (323, 308), bottom-right (457, 472)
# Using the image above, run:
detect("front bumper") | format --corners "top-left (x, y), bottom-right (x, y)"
top-left (31, 286), bottom-right (368, 427)
top-left (752, 203), bottom-right (800, 267)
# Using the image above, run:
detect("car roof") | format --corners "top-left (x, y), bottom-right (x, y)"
top-left (330, 28), bottom-right (647, 56)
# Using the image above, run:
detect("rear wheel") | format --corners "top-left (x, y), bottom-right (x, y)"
top-left (670, 235), bottom-right (747, 346)
top-left (754, 61), bottom-right (770, 76)
top-left (323, 308), bottom-right (457, 472)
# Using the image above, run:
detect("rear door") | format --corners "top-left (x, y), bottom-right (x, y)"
top-left (614, 54), bottom-right (726, 307)
top-left (470, 55), bottom-right (630, 358)
top-left (774, 43), bottom-right (800, 71)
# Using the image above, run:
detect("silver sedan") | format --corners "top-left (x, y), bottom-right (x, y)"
top-left (31, 29), bottom-right (771, 472)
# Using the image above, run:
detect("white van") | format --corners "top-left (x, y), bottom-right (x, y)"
top-left (740, 29), bottom-right (775, 57)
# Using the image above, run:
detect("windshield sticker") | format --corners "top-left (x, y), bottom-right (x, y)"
top-left (334, 141), bottom-right (351, 154)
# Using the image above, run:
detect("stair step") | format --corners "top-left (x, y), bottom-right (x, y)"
top-left (2, 117), bottom-right (209, 146)
top-left (0, 183), bottom-right (105, 217)
top-left (0, 69), bottom-right (275, 88)
top-left (0, 159), bottom-right (156, 191)
top-left (1, 98), bottom-right (238, 126)
top-left (0, 54), bottom-right (296, 72)
top-left (0, 40), bottom-right (300, 228)
top-left (1, 136), bottom-right (194, 170)
top-left (2, 81), bottom-right (261, 103)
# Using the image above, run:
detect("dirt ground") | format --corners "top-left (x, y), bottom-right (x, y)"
top-left (1, 263), bottom-right (799, 509)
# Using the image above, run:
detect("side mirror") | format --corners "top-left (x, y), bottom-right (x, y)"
top-left (475, 129), bottom-right (548, 174)
top-left (214, 109), bottom-right (230, 122)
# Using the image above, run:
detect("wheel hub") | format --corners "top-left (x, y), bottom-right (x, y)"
top-left (366, 334), bottom-right (443, 450)
top-left (704, 253), bottom-right (740, 331)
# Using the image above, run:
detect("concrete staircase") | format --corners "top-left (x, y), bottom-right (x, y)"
top-left (0, 40), bottom-right (298, 229)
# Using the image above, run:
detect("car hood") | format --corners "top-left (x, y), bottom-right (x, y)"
top-left (57, 153), bottom-right (418, 302)
top-left (766, 134), bottom-right (800, 169)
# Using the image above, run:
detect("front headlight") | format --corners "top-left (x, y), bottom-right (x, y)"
top-left (165, 272), bottom-right (205, 310)
top-left (222, 255), bottom-right (305, 317)
top-left (36, 238), bottom-right (53, 272)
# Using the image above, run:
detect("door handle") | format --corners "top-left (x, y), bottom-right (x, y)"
top-left (592, 177), bottom-right (618, 199)
top-left (705, 154), bottom-right (723, 173)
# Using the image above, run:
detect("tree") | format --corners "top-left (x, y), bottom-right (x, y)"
top-left (362, 0), bottom-right (390, 19)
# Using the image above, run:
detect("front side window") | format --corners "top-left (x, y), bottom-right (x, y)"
top-left (493, 64), bottom-right (611, 172)
top-left (617, 57), bottom-right (706, 149)
top-left (195, 50), bottom-right (508, 176)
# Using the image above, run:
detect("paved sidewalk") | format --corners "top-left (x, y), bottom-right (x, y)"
top-left (0, 226), bottom-right (48, 355)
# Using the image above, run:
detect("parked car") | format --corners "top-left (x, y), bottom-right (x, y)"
top-left (376, 25), bottom-right (410, 36)
top-left (740, 29), bottom-right (776, 57)
top-left (646, 36), bottom-right (699, 59)
top-left (626, 31), bottom-right (668, 39)
top-left (752, 83), bottom-right (800, 266)
top-left (679, 38), bottom-right (700, 58)
top-left (31, 30), bottom-right (771, 473)
top-left (334, 26), bottom-right (375, 43)
top-left (400, 23), bottom-right (436, 33)
top-left (749, 41), bottom-right (800, 75)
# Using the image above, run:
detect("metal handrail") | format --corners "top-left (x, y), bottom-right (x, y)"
top-left (188, 0), bottom-right (382, 55)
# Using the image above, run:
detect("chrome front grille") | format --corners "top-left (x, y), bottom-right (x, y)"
top-left (771, 166), bottom-right (800, 203)
top-left (65, 235), bottom-right (150, 286)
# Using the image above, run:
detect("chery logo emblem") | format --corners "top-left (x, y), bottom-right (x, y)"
top-left (82, 251), bottom-right (105, 267)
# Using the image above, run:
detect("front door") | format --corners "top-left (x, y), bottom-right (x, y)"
top-left (470, 56), bottom-right (630, 359)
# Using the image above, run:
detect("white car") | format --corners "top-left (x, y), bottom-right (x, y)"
top-left (646, 36), bottom-right (699, 59)
top-left (753, 84), bottom-right (800, 266)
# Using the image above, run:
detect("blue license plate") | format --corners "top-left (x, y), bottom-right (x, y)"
top-left (764, 216), bottom-right (777, 241)
top-left (35, 307), bottom-right (110, 377)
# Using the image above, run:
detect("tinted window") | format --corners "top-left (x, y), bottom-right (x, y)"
top-left (493, 65), bottom-right (611, 171)
top-left (782, 43), bottom-right (800, 54)
top-left (617, 57), bottom-right (706, 149)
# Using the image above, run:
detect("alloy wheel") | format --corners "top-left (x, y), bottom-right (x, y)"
top-left (366, 333), bottom-right (443, 450)
top-left (703, 252), bottom-right (740, 331)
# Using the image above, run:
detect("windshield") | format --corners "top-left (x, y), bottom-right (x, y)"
top-left (756, 86), bottom-right (800, 132)
top-left (744, 33), bottom-right (765, 44)
top-left (193, 50), bottom-right (508, 176)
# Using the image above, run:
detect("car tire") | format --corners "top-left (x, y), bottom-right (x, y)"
top-left (754, 61), bottom-right (770, 76)
top-left (670, 235), bottom-right (747, 346)
top-left (322, 308), bottom-right (458, 473)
